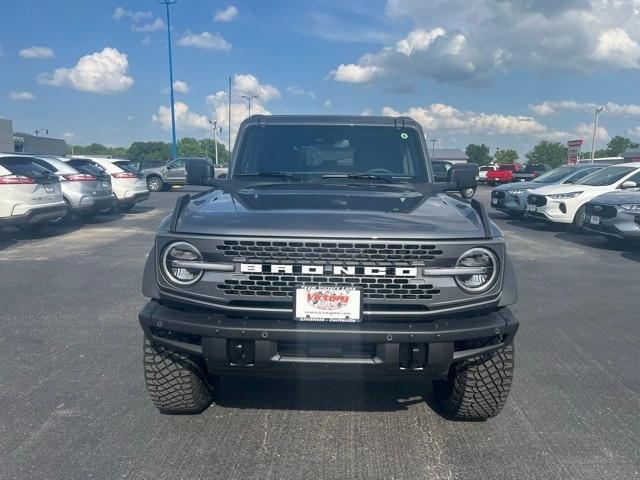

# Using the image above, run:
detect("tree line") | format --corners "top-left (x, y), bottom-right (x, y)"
top-left (68, 137), bottom-right (230, 164)
top-left (464, 135), bottom-right (638, 168)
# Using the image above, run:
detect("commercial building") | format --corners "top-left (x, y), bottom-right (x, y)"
top-left (0, 119), bottom-right (14, 152)
top-left (0, 118), bottom-right (67, 155)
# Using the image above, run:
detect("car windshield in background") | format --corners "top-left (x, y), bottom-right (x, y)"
top-left (0, 157), bottom-right (53, 177)
top-left (67, 159), bottom-right (106, 176)
top-left (233, 125), bottom-right (427, 181)
top-left (499, 164), bottom-right (516, 171)
top-left (534, 166), bottom-right (575, 183)
top-left (579, 166), bottom-right (636, 186)
top-left (521, 165), bottom-right (536, 173)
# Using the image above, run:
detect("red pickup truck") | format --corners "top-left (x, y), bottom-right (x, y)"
top-left (486, 163), bottom-right (520, 185)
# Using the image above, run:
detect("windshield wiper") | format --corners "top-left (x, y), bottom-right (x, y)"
top-left (235, 172), bottom-right (302, 181)
top-left (320, 173), bottom-right (401, 184)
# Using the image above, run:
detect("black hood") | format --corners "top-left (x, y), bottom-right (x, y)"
top-left (590, 189), bottom-right (640, 205)
top-left (172, 181), bottom-right (491, 240)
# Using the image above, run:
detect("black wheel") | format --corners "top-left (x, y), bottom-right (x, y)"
top-left (49, 199), bottom-right (73, 225)
top-left (507, 211), bottom-right (524, 219)
top-left (460, 187), bottom-right (476, 199)
top-left (572, 205), bottom-right (586, 232)
top-left (433, 340), bottom-right (514, 420)
top-left (143, 337), bottom-right (215, 414)
top-left (487, 181), bottom-right (496, 187)
top-left (147, 175), bottom-right (164, 192)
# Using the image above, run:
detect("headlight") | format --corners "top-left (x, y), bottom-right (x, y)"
top-left (620, 204), bottom-right (640, 212)
top-left (161, 241), bottom-right (204, 286)
top-left (454, 248), bottom-right (499, 294)
top-left (548, 191), bottom-right (583, 199)
top-left (507, 188), bottom-right (530, 194)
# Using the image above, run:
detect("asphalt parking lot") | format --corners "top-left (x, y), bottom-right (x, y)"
top-left (1, 185), bottom-right (639, 480)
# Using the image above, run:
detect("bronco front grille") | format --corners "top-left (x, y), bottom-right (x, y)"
top-left (215, 240), bottom-right (444, 265)
top-left (218, 274), bottom-right (441, 301)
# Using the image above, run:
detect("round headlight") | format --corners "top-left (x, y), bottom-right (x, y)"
top-left (455, 248), bottom-right (498, 294)
top-left (161, 241), bottom-right (204, 286)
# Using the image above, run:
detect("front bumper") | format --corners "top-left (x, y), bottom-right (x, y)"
top-left (119, 190), bottom-right (149, 206)
top-left (139, 301), bottom-right (519, 379)
top-left (491, 191), bottom-right (527, 214)
top-left (583, 211), bottom-right (640, 240)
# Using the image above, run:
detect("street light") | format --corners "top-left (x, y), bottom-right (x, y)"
top-left (158, 0), bottom-right (178, 160)
top-left (242, 95), bottom-right (258, 117)
top-left (34, 128), bottom-right (48, 136)
top-left (209, 119), bottom-right (222, 165)
top-left (430, 139), bottom-right (438, 157)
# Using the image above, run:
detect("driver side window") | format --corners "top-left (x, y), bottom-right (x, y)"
top-left (168, 159), bottom-right (185, 169)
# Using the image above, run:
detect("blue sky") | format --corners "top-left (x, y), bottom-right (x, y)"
top-left (2, 0), bottom-right (640, 157)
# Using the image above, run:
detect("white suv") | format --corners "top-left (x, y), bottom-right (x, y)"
top-left (0, 154), bottom-right (67, 230)
top-left (526, 163), bottom-right (640, 228)
top-left (68, 157), bottom-right (149, 211)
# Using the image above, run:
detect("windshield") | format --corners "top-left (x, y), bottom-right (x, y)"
top-left (0, 157), bottom-right (53, 177)
top-left (578, 166), bottom-right (637, 186)
top-left (534, 166), bottom-right (575, 183)
top-left (233, 125), bottom-right (427, 181)
top-left (113, 160), bottom-right (140, 174)
top-left (67, 159), bottom-right (107, 176)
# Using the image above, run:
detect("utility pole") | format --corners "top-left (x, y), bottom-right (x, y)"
top-left (242, 95), bottom-right (258, 117)
top-left (430, 139), bottom-right (438, 157)
top-left (228, 76), bottom-right (231, 153)
top-left (590, 106), bottom-right (604, 164)
top-left (159, 0), bottom-right (178, 160)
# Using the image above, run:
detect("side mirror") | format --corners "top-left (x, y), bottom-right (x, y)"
top-left (447, 163), bottom-right (479, 192)
top-left (165, 165), bottom-right (172, 170)
top-left (621, 180), bottom-right (637, 189)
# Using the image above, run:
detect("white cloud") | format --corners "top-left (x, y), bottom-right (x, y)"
top-left (205, 73), bottom-right (280, 146)
top-left (9, 91), bottom-right (35, 101)
top-left (214, 6), bottom-right (238, 22)
top-left (19, 46), bottom-right (54, 59)
top-left (575, 122), bottom-right (609, 142)
top-left (131, 18), bottom-right (165, 33)
top-left (381, 103), bottom-right (548, 136)
top-left (324, 100), bottom-right (332, 108)
top-left (164, 80), bottom-right (189, 94)
top-left (361, 108), bottom-right (373, 116)
top-left (38, 47), bottom-right (134, 94)
top-left (112, 7), bottom-right (153, 22)
top-left (331, 64), bottom-right (381, 84)
top-left (331, 0), bottom-right (640, 85)
top-left (529, 100), bottom-right (640, 118)
top-left (141, 35), bottom-right (152, 46)
top-left (61, 132), bottom-right (75, 140)
top-left (178, 31), bottom-right (231, 51)
top-left (152, 102), bottom-right (210, 131)
top-left (286, 85), bottom-right (316, 100)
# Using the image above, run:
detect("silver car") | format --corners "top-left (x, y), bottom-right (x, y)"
top-left (142, 157), bottom-right (228, 192)
top-left (0, 154), bottom-right (66, 231)
top-left (31, 156), bottom-right (116, 220)
top-left (583, 184), bottom-right (640, 243)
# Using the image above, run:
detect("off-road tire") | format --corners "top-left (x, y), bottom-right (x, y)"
top-left (147, 175), bottom-right (164, 192)
top-left (433, 340), bottom-right (514, 420)
top-left (143, 337), bottom-right (214, 414)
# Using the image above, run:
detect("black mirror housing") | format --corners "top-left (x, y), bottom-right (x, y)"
top-left (447, 163), bottom-right (479, 191)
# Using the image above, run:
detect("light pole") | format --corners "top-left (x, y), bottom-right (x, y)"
top-left (34, 128), bottom-right (48, 136)
top-left (242, 95), bottom-right (257, 117)
top-left (159, 0), bottom-right (178, 160)
top-left (209, 119), bottom-right (222, 165)
top-left (430, 139), bottom-right (438, 157)
top-left (590, 106), bottom-right (604, 164)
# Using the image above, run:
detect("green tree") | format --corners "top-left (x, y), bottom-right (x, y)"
top-left (128, 141), bottom-right (172, 162)
top-left (494, 148), bottom-right (519, 164)
top-left (605, 135), bottom-right (639, 157)
top-left (525, 141), bottom-right (568, 168)
top-left (177, 137), bottom-right (204, 157)
top-left (199, 139), bottom-right (230, 164)
top-left (465, 144), bottom-right (492, 166)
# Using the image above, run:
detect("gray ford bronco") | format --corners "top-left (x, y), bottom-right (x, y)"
top-left (139, 115), bottom-right (518, 420)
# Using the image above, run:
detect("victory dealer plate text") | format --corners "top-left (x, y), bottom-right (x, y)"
top-left (294, 286), bottom-right (361, 323)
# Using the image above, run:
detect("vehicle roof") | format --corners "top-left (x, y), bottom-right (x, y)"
top-left (69, 156), bottom-right (124, 173)
top-left (243, 114), bottom-right (422, 128)
top-left (32, 156), bottom-right (78, 174)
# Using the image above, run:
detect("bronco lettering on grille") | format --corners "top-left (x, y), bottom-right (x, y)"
top-left (240, 263), bottom-right (418, 277)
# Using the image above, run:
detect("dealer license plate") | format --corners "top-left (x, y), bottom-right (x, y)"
top-left (589, 215), bottom-right (600, 225)
top-left (527, 204), bottom-right (537, 212)
top-left (44, 184), bottom-right (54, 193)
top-left (491, 198), bottom-right (498, 205)
top-left (294, 286), bottom-right (361, 323)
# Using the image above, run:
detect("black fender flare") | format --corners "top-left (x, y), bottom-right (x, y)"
top-left (498, 253), bottom-right (518, 307)
top-left (142, 246), bottom-right (160, 299)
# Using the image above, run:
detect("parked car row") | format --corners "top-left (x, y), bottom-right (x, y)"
top-left (485, 163), bottom-right (552, 185)
top-left (491, 162), bottom-right (640, 243)
top-left (0, 153), bottom-right (149, 231)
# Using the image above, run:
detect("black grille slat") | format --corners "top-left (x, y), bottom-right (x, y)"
top-left (216, 240), bottom-right (443, 265)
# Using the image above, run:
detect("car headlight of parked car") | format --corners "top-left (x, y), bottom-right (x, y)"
top-left (548, 191), bottom-right (583, 199)
top-left (507, 188), bottom-right (531, 194)
top-left (620, 204), bottom-right (640, 212)
top-left (454, 248), bottom-right (499, 294)
top-left (161, 241), bottom-right (204, 286)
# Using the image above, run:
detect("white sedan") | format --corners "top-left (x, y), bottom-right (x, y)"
top-left (525, 163), bottom-right (640, 228)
